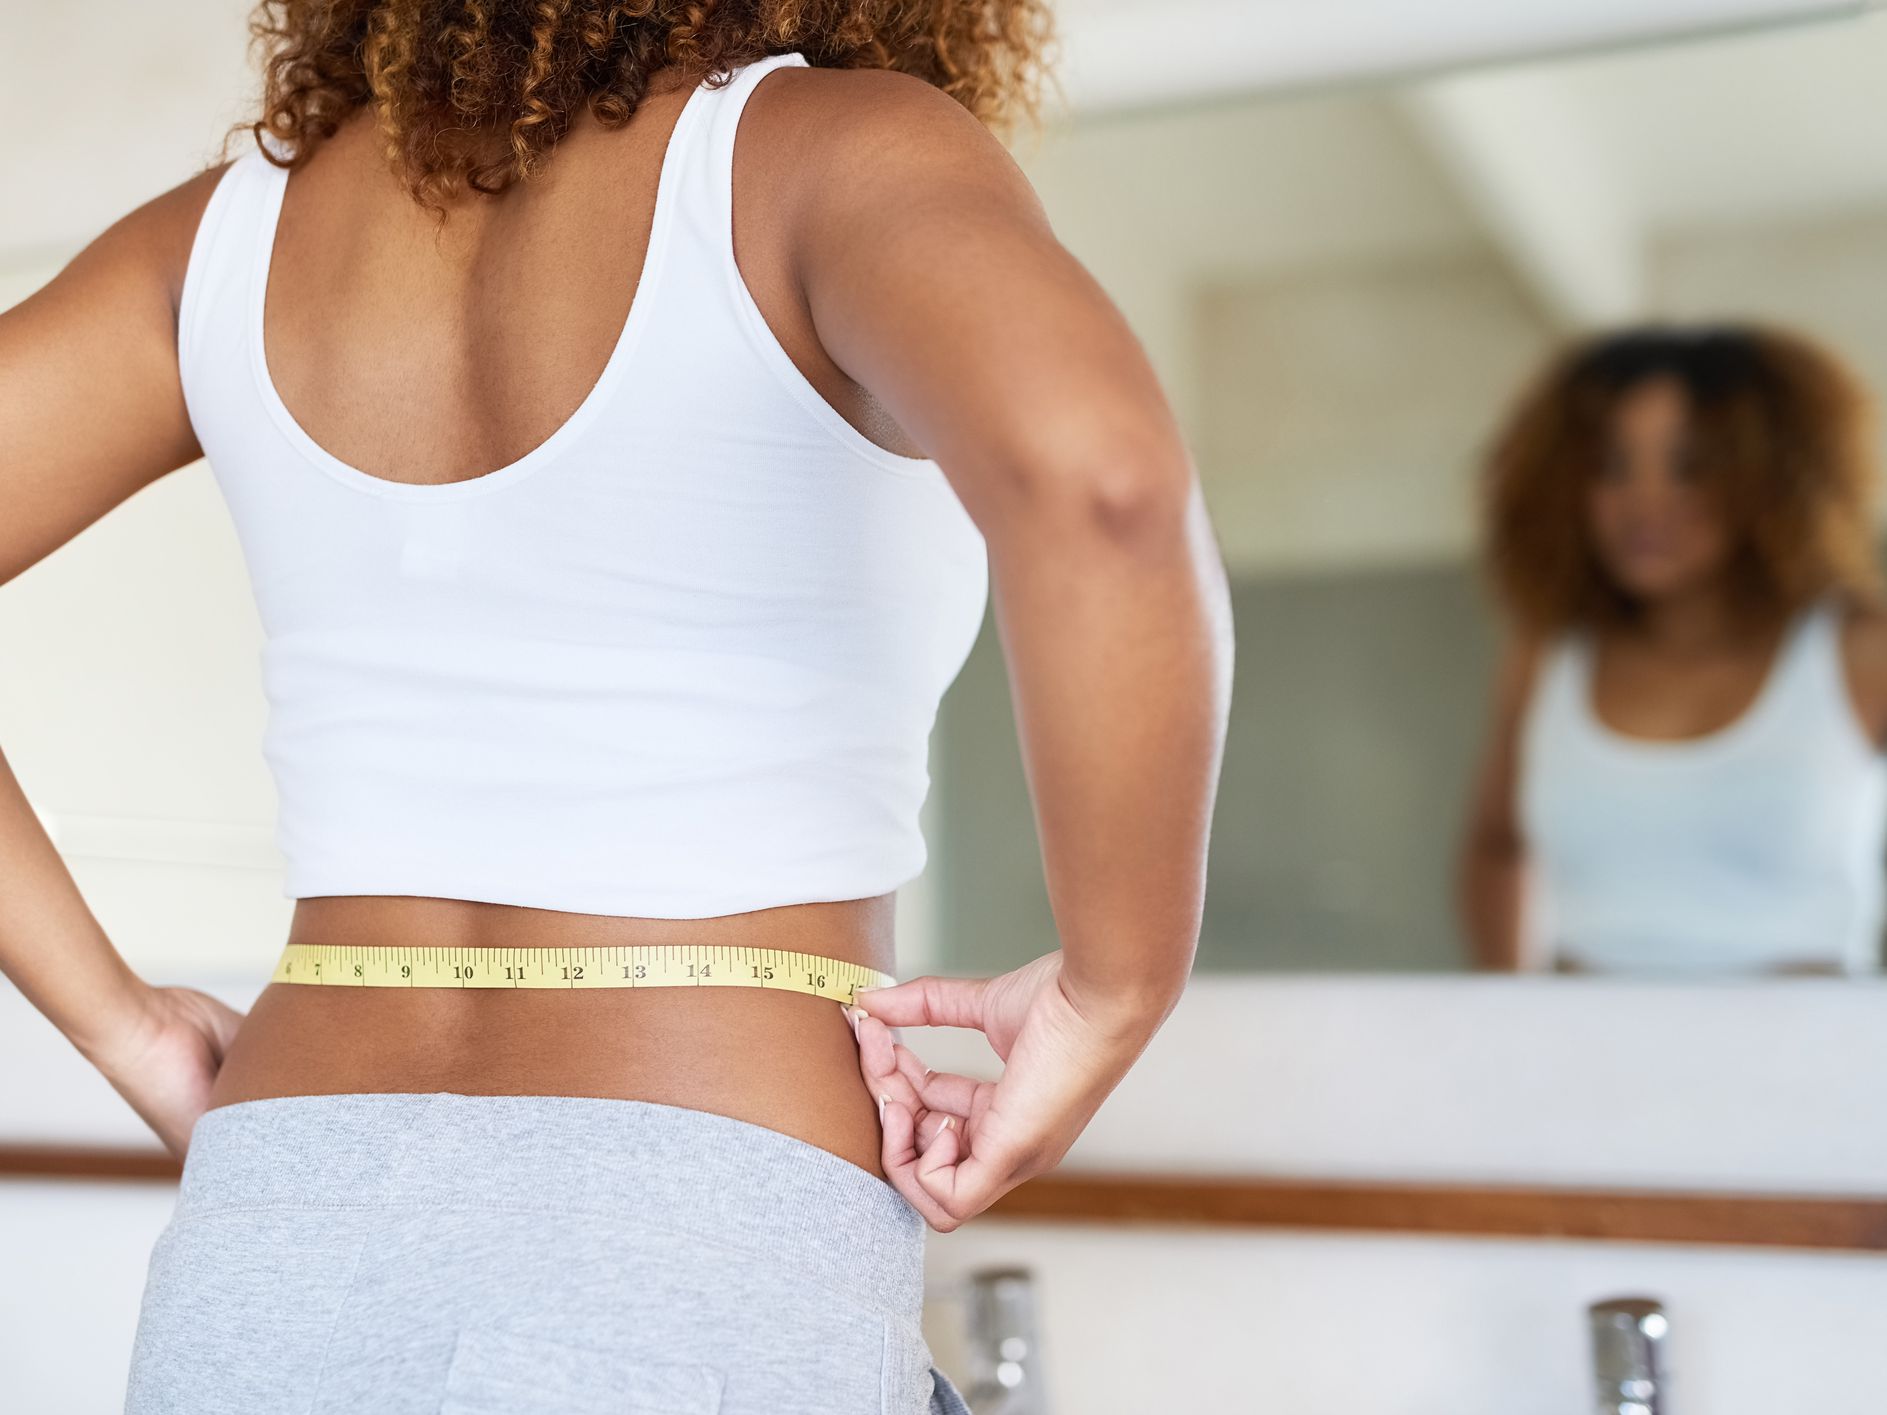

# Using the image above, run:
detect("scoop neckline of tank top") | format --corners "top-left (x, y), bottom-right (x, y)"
top-left (1572, 604), bottom-right (1815, 761)
top-left (246, 74), bottom-right (713, 502)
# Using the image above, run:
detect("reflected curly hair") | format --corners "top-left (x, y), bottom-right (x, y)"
top-left (231, 0), bottom-right (1059, 212)
top-left (1481, 322), bottom-right (1884, 634)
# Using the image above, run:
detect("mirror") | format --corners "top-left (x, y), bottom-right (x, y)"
top-left (933, 11), bottom-right (1887, 977)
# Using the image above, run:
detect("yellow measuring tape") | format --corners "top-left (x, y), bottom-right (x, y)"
top-left (270, 942), bottom-right (894, 1006)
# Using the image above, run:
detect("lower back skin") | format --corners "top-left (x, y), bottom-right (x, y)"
top-left (204, 892), bottom-right (898, 1182)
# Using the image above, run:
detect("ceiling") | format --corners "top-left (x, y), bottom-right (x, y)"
top-left (1014, 6), bottom-right (1887, 329)
top-left (1051, 0), bottom-right (1866, 114)
top-left (1565, 11), bottom-right (1887, 230)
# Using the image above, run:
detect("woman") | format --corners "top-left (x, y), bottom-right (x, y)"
top-left (1458, 322), bottom-right (1887, 975)
top-left (0, 5), bottom-right (1233, 1411)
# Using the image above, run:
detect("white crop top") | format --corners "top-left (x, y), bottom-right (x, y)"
top-left (175, 51), bottom-right (990, 917)
top-left (1517, 600), bottom-right (1887, 974)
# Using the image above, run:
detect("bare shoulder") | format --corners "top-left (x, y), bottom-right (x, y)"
top-left (737, 60), bottom-right (1178, 502)
top-left (0, 158), bottom-right (239, 586)
top-left (750, 62), bottom-right (1044, 220)
top-left (37, 159), bottom-right (236, 326)
top-left (1476, 628), bottom-right (1553, 754)
top-left (150, 160), bottom-right (238, 253)
top-left (1839, 596), bottom-right (1887, 652)
top-left (128, 161), bottom-right (238, 313)
top-left (1494, 629), bottom-right (1549, 711)
top-left (1837, 596), bottom-right (1887, 671)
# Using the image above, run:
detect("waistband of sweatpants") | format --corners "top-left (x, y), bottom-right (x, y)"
top-left (174, 1091), bottom-right (927, 1317)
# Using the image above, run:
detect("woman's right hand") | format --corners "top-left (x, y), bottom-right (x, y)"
top-left (848, 950), bottom-right (1171, 1232)
top-left (82, 985), bottom-right (248, 1160)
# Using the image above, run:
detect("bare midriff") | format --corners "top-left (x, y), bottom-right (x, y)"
top-left (203, 892), bottom-right (898, 1181)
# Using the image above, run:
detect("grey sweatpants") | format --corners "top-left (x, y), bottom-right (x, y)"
top-left (122, 1092), bottom-right (972, 1414)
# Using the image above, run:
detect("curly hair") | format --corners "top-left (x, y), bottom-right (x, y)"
top-left (1480, 322), bottom-right (1884, 635)
top-left (231, 0), bottom-right (1060, 212)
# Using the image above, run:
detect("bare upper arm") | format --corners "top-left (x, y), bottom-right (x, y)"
top-left (0, 161), bottom-right (228, 589)
top-left (1838, 597), bottom-right (1887, 748)
top-left (1463, 633), bottom-right (1546, 855)
top-left (778, 68), bottom-right (1192, 527)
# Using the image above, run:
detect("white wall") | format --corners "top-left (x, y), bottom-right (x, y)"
top-left (1182, 198), bottom-right (1887, 577)
top-left (1652, 205), bottom-right (1887, 387)
top-left (1011, 88), bottom-right (1485, 446)
top-left (1196, 252), bottom-right (1546, 575)
top-left (924, 1224), bottom-right (1887, 1415)
top-left (0, 1181), bottom-right (180, 1415)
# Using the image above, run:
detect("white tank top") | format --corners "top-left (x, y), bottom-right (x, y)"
top-left (175, 51), bottom-right (989, 917)
top-left (1517, 601), bottom-right (1887, 973)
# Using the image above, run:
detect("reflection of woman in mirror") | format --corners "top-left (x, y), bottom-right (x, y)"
top-left (1458, 324), bottom-right (1887, 974)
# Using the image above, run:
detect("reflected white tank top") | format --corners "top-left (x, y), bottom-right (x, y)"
top-left (176, 51), bottom-right (989, 917)
top-left (1518, 600), bottom-right (1887, 973)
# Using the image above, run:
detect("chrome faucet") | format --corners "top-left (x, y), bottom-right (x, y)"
top-left (960, 1266), bottom-right (1048, 1415)
top-left (1589, 1295), bottom-right (1669, 1415)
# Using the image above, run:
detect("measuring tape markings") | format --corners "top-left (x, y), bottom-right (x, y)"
top-left (271, 942), bottom-right (894, 1005)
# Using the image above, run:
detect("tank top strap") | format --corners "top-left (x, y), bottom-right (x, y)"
top-left (1560, 626), bottom-right (1596, 688)
top-left (176, 140), bottom-right (285, 430)
top-left (699, 50), bottom-right (812, 204)
top-left (1799, 594), bottom-right (1840, 670)
top-left (1544, 629), bottom-right (1591, 714)
top-left (1781, 594), bottom-right (1878, 755)
top-left (659, 52), bottom-right (807, 268)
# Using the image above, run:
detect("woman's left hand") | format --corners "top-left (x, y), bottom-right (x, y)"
top-left (844, 950), bottom-right (1167, 1232)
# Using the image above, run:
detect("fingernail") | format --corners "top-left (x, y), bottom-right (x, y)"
top-left (941, 1116), bottom-right (954, 1133)
top-left (878, 1093), bottom-right (888, 1126)
top-left (923, 1066), bottom-right (934, 1080)
top-left (845, 1006), bottom-right (862, 1038)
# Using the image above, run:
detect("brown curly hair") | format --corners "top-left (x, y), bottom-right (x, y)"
top-left (230, 0), bottom-right (1060, 212)
top-left (1481, 322), bottom-right (1884, 634)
